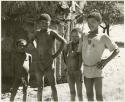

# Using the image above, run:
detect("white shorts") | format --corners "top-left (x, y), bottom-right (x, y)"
top-left (83, 65), bottom-right (103, 78)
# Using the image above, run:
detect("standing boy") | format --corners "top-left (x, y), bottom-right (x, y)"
top-left (77, 12), bottom-right (119, 101)
top-left (29, 13), bottom-right (66, 101)
top-left (63, 28), bottom-right (83, 101)
top-left (10, 39), bottom-right (32, 102)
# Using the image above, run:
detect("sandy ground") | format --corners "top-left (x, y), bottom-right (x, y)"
top-left (1, 24), bottom-right (125, 101)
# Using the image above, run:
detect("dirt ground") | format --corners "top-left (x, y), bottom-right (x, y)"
top-left (1, 24), bottom-right (125, 101)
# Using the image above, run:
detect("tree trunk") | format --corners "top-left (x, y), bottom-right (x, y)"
top-left (67, 21), bottom-right (71, 42)
top-left (55, 25), bottom-right (62, 81)
top-left (106, 24), bottom-right (110, 36)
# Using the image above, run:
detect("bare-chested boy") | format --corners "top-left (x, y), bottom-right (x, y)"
top-left (10, 39), bottom-right (32, 102)
top-left (29, 13), bottom-right (67, 101)
top-left (63, 28), bottom-right (83, 101)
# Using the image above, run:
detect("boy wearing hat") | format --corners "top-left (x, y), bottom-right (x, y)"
top-left (10, 39), bottom-right (32, 102)
top-left (77, 12), bottom-right (119, 101)
top-left (29, 13), bottom-right (66, 101)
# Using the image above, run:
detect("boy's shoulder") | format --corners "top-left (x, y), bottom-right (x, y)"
top-left (35, 28), bottom-right (57, 33)
top-left (49, 28), bottom-right (58, 35)
top-left (99, 33), bottom-right (110, 40)
top-left (25, 52), bottom-right (32, 57)
top-left (48, 28), bottom-right (55, 32)
top-left (25, 53), bottom-right (32, 61)
top-left (34, 29), bottom-right (41, 38)
top-left (35, 29), bottom-right (58, 38)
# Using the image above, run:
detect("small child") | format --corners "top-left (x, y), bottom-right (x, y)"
top-left (63, 28), bottom-right (83, 101)
top-left (10, 39), bottom-right (32, 102)
top-left (77, 11), bottom-right (119, 101)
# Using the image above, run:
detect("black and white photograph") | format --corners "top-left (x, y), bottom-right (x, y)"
top-left (1, 0), bottom-right (125, 101)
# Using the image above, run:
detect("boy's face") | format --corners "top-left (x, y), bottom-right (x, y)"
top-left (17, 43), bottom-right (26, 53)
top-left (87, 18), bottom-right (100, 31)
top-left (71, 32), bottom-right (80, 43)
top-left (39, 20), bottom-right (50, 29)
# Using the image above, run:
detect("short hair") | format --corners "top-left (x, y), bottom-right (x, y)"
top-left (16, 39), bottom-right (27, 47)
top-left (38, 13), bottom-right (51, 22)
top-left (87, 12), bottom-right (102, 23)
top-left (71, 28), bottom-right (78, 34)
top-left (70, 28), bottom-right (81, 37)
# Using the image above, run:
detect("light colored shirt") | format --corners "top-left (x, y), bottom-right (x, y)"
top-left (78, 33), bottom-right (118, 78)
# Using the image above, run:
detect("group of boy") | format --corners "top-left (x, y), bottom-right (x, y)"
top-left (10, 12), bottom-right (119, 102)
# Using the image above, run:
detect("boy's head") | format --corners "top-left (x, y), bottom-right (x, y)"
top-left (87, 12), bottom-right (102, 31)
top-left (70, 28), bottom-right (81, 43)
top-left (16, 39), bottom-right (27, 53)
top-left (38, 13), bottom-right (51, 29)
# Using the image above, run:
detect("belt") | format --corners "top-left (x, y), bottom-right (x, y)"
top-left (83, 64), bottom-right (97, 67)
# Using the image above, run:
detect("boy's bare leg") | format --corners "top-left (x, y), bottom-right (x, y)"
top-left (37, 86), bottom-right (43, 101)
top-left (36, 71), bottom-right (43, 101)
top-left (22, 77), bottom-right (28, 101)
top-left (94, 77), bottom-right (103, 101)
top-left (84, 77), bottom-right (94, 101)
top-left (51, 85), bottom-right (58, 101)
top-left (76, 81), bottom-right (83, 101)
top-left (23, 85), bottom-right (27, 101)
top-left (10, 87), bottom-right (19, 101)
top-left (76, 71), bottom-right (83, 101)
top-left (46, 68), bottom-right (58, 101)
top-left (68, 75), bottom-right (76, 101)
top-left (10, 79), bottom-right (20, 101)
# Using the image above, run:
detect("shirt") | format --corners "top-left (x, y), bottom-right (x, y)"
top-left (78, 33), bottom-right (118, 78)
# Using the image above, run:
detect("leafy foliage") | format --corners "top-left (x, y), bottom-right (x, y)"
top-left (2, 1), bottom-right (59, 23)
top-left (83, 1), bottom-right (124, 24)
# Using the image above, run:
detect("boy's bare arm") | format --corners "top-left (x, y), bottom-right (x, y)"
top-left (20, 65), bottom-right (28, 86)
top-left (62, 44), bottom-right (68, 65)
top-left (27, 31), bottom-right (37, 46)
top-left (97, 48), bottom-right (119, 69)
top-left (52, 31), bottom-right (67, 59)
top-left (29, 54), bottom-right (32, 67)
top-left (78, 52), bottom-right (82, 69)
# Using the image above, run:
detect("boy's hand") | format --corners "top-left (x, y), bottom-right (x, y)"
top-left (96, 59), bottom-right (109, 69)
top-left (21, 77), bottom-right (27, 87)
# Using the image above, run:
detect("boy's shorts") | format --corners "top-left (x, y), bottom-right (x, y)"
top-left (83, 65), bottom-right (103, 78)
